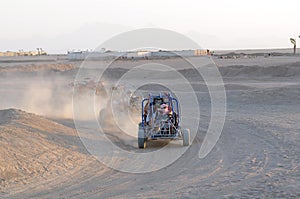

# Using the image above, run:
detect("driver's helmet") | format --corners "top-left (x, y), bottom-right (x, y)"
top-left (154, 98), bottom-right (163, 105)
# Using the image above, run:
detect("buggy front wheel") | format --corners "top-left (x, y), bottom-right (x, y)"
top-left (138, 125), bottom-right (146, 149)
top-left (182, 129), bottom-right (190, 146)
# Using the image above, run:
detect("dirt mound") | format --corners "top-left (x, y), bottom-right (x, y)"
top-left (0, 109), bottom-right (90, 190)
top-left (177, 64), bottom-right (300, 80)
top-left (0, 63), bottom-right (76, 74)
top-left (238, 86), bottom-right (300, 104)
top-left (219, 64), bottom-right (300, 77)
top-left (0, 109), bottom-right (24, 125)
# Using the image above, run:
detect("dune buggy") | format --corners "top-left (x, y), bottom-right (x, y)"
top-left (138, 93), bottom-right (190, 149)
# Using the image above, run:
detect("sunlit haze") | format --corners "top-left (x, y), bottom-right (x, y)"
top-left (1, 0), bottom-right (299, 53)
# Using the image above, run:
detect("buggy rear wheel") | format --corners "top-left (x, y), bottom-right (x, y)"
top-left (138, 125), bottom-right (146, 149)
top-left (182, 129), bottom-right (190, 146)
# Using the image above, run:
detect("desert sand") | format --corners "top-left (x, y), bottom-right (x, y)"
top-left (0, 54), bottom-right (300, 198)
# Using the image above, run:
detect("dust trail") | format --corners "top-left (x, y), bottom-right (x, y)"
top-left (0, 72), bottom-right (107, 120)
top-left (20, 79), bottom-right (109, 120)
top-left (98, 86), bottom-right (142, 138)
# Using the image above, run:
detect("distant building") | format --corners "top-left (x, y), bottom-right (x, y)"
top-left (0, 49), bottom-right (47, 57)
top-left (151, 51), bottom-right (178, 57)
top-left (67, 50), bottom-right (124, 60)
top-left (66, 49), bottom-right (211, 60)
top-left (125, 51), bottom-right (151, 59)
top-left (174, 50), bottom-right (194, 57)
top-left (194, 49), bottom-right (211, 56)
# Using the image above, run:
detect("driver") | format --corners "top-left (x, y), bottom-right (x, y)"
top-left (160, 103), bottom-right (172, 115)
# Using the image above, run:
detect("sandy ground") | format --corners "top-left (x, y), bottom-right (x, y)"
top-left (0, 55), bottom-right (300, 198)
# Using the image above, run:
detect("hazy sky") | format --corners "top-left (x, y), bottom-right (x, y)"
top-left (1, 0), bottom-right (299, 53)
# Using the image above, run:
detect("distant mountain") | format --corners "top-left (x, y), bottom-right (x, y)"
top-left (0, 22), bottom-right (133, 54)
